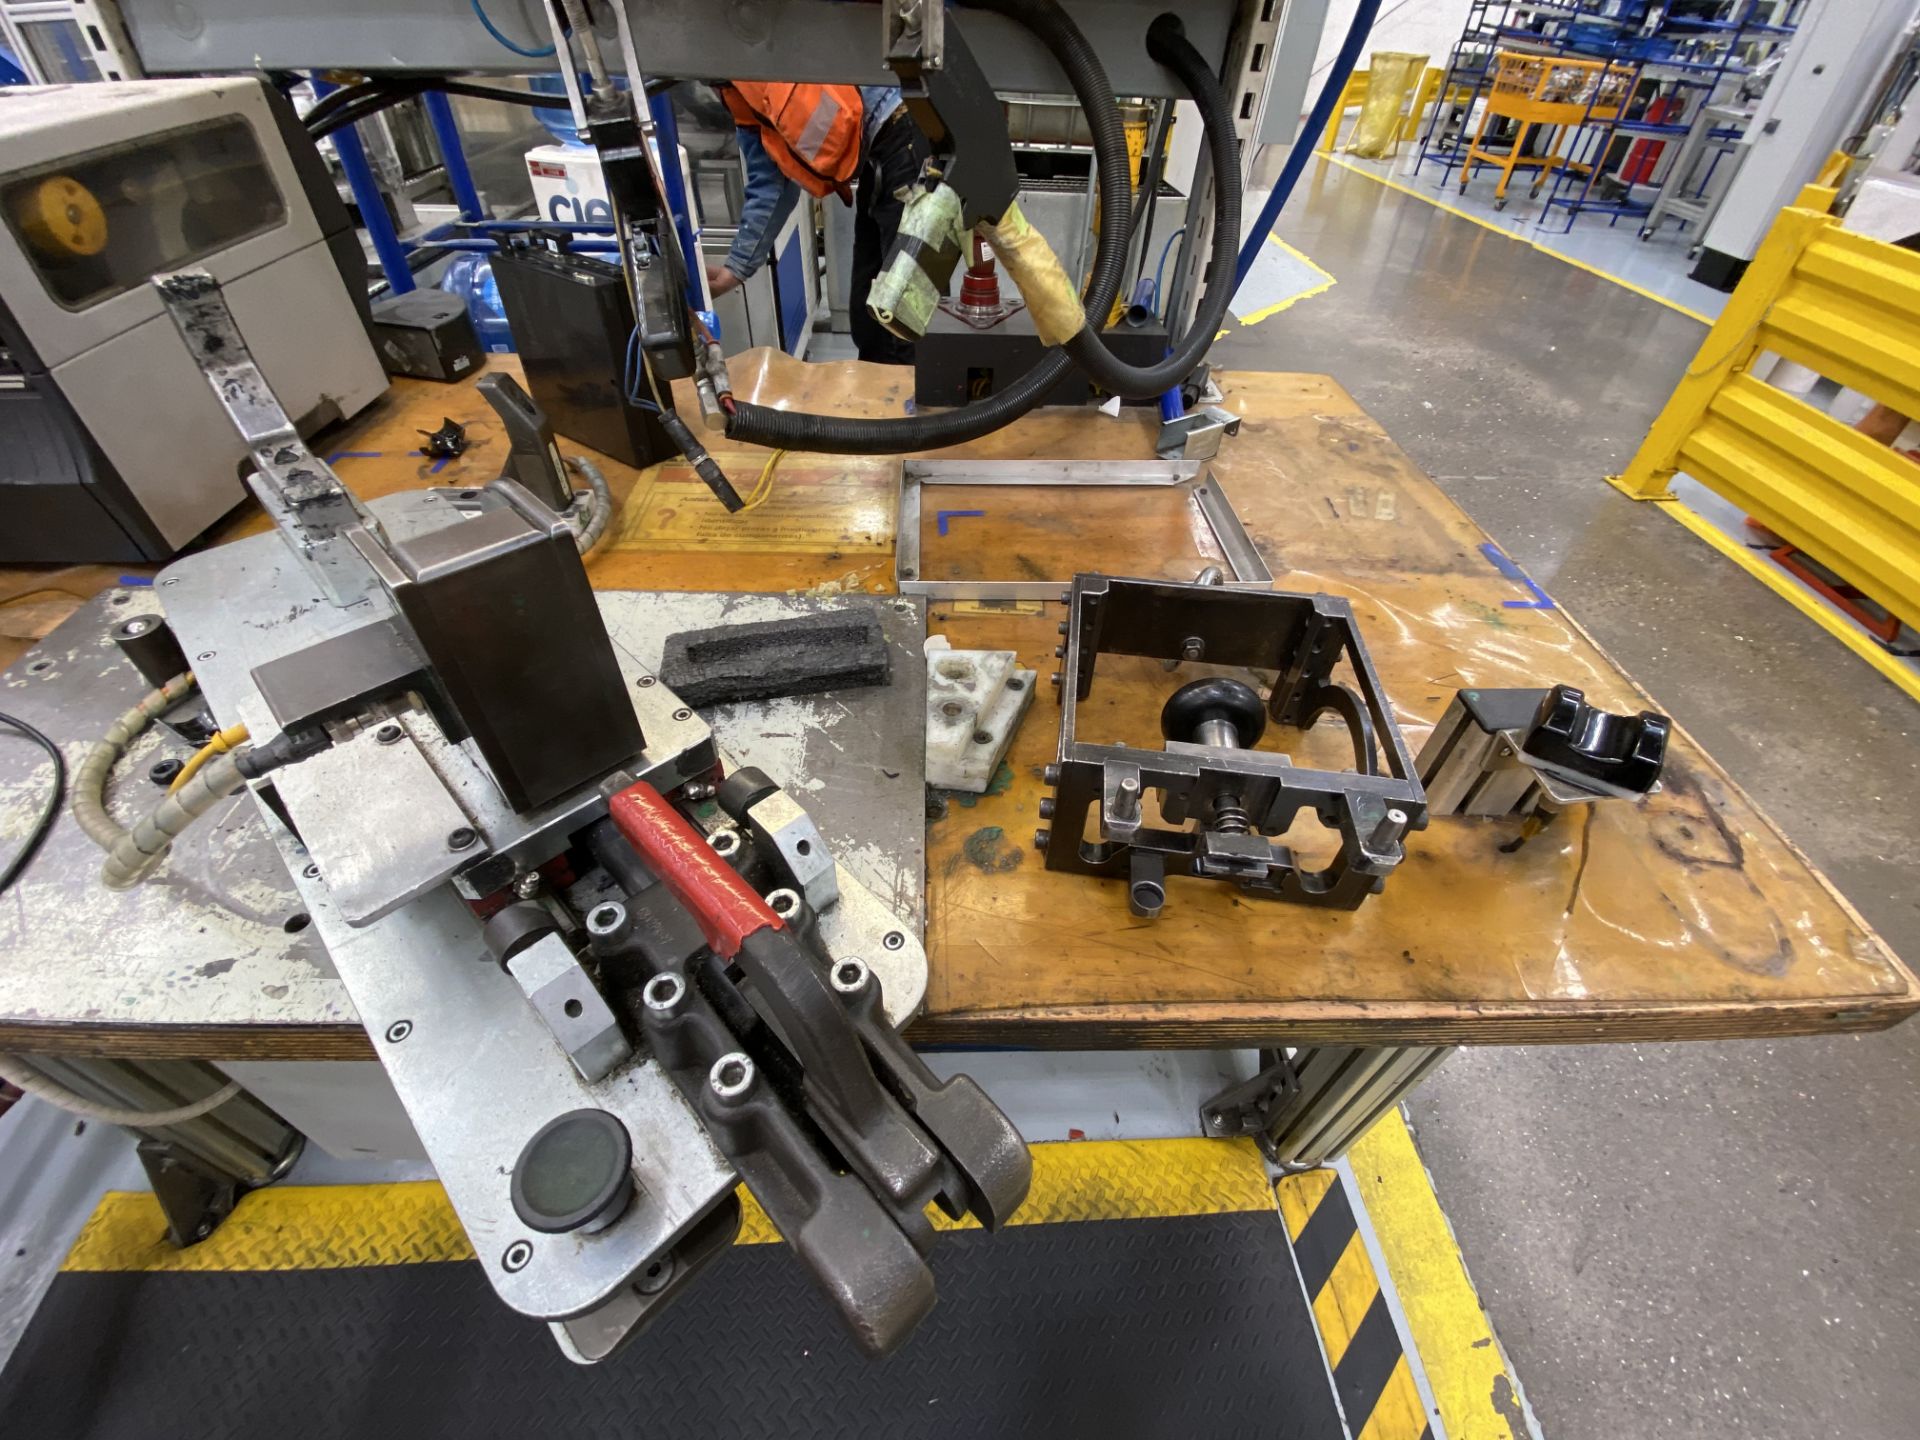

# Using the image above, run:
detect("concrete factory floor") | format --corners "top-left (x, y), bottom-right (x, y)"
top-left (1213, 151), bottom-right (1920, 1440)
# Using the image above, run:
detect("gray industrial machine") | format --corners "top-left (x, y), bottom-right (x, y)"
top-left (0, 76), bottom-right (385, 562)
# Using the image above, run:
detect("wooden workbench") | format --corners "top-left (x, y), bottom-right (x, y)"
top-left (2, 352), bottom-right (1912, 1056)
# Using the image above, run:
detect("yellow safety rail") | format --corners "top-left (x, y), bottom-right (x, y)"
top-left (1614, 206), bottom-right (1920, 690)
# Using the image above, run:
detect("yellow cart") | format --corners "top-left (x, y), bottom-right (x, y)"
top-left (1459, 50), bottom-right (1634, 210)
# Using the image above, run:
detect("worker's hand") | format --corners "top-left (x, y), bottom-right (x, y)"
top-left (706, 265), bottom-right (743, 298)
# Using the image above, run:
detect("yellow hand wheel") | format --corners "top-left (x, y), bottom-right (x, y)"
top-left (14, 175), bottom-right (108, 259)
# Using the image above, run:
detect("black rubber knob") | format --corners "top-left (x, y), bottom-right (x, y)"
top-left (1160, 678), bottom-right (1266, 746)
top-left (482, 901), bottom-right (558, 969)
top-left (716, 765), bottom-right (779, 824)
top-left (510, 1109), bottom-right (634, 1235)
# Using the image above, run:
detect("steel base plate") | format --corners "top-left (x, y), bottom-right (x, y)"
top-left (146, 493), bottom-right (929, 1322)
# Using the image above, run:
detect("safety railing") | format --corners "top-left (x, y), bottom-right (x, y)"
top-left (1613, 204), bottom-right (1920, 656)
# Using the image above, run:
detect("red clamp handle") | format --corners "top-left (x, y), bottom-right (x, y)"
top-left (608, 780), bottom-right (782, 958)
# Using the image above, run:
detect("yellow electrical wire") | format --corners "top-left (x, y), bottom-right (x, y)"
top-left (739, 448), bottom-right (787, 512)
top-left (167, 723), bottom-right (249, 794)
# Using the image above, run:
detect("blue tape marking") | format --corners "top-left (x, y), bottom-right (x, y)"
top-left (117, 575), bottom-right (154, 587)
top-left (429, 454), bottom-right (453, 475)
top-left (326, 450), bottom-right (384, 462)
top-left (936, 509), bottom-right (986, 537)
top-left (1479, 542), bottom-right (1556, 610)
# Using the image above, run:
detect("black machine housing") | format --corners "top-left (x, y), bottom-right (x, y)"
top-left (490, 232), bottom-right (679, 470)
top-left (1040, 574), bottom-right (1428, 913)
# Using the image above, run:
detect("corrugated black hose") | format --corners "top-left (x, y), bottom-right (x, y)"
top-left (1058, 15), bottom-right (1241, 398)
top-left (721, 0), bottom-right (1140, 455)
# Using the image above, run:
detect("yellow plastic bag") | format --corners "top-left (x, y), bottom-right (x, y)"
top-left (1346, 52), bottom-right (1427, 159)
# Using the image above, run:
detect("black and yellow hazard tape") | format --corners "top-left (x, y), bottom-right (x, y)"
top-left (1280, 1165), bottom-right (1436, 1440)
top-left (63, 1136), bottom-right (1275, 1272)
top-left (48, 1119), bottom-right (1532, 1440)
top-left (17, 1136), bottom-right (1360, 1439)
top-left (1342, 1111), bottom-right (1539, 1440)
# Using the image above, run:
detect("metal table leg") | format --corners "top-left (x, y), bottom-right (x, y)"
top-left (20, 1057), bottom-right (303, 1245)
top-left (1203, 1045), bottom-right (1452, 1167)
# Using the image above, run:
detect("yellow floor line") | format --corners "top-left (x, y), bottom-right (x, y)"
top-left (63, 1136), bottom-right (1275, 1273)
top-left (1321, 154), bottom-right (1713, 326)
top-left (1622, 487), bottom-right (1920, 704)
top-left (1350, 1110), bottom-right (1535, 1440)
top-left (1239, 234), bottom-right (1338, 327)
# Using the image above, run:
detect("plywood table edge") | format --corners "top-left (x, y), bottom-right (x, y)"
top-left (10, 984), bottom-right (1912, 1062)
top-left (905, 989), bottom-right (1920, 1050)
top-left (0, 1019), bottom-right (376, 1062)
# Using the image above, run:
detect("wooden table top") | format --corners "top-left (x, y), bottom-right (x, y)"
top-left (2, 350), bottom-right (1911, 1055)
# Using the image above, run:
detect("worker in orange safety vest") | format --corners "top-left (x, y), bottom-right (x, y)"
top-left (709, 81), bottom-right (931, 364)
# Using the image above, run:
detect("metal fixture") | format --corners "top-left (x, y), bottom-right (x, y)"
top-left (135, 288), bottom-right (1031, 1364)
top-left (1202, 1046), bottom-right (1452, 1167)
top-left (1156, 405), bottom-right (1242, 461)
top-left (1039, 574), bottom-right (1427, 915)
top-left (1417, 686), bottom-right (1670, 842)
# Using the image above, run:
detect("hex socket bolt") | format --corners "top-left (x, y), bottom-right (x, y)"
top-left (642, 971), bottom-right (687, 1016)
top-left (585, 902), bottom-right (631, 944)
top-left (708, 1052), bottom-right (756, 1104)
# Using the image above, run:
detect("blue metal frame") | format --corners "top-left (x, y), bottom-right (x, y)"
top-left (311, 75), bottom-right (415, 294)
top-left (423, 90), bottom-right (485, 221)
top-left (315, 77), bottom-right (705, 316)
top-left (647, 90), bottom-right (707, 314)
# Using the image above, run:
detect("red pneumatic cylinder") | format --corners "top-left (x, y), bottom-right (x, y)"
top-left (607, 780), bottom-right (783, 957)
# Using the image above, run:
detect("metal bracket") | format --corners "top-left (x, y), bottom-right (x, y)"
top-left (1203, 1046), bottom-right (1452, 1167)
top-left (135, 1138), bottom-right (244, 1248)
top-left (1156, 405), bottom-right (1243, 460)
top-left (152, 268), bottom-right (381, 608)
top-left (1198, 1049), bottom-right (1301, 1156)
top-left (895, 460), bottom-right (1274, 600)
top-left (883, 0), bottom-right (945, 71)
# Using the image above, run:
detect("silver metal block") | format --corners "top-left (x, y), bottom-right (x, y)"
top-left (506, 935), bottom-right (633, 1085)
top-left (272, 715), bottom-right (476, 927)
top-left (743, 789), bottom-right (839, 914)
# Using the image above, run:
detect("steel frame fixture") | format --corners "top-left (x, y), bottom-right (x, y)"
top-left (895, 460), bottom-right (1272, 601)
top-left (1038, 574), bottom-right (1426, 915)
top-left (10, 1056), bottom-right (302, 1243)
top-left (113, 0), bottom-right (1242, 97)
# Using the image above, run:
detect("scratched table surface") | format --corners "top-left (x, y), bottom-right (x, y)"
top-left (0, 352), bottom-right (1911, 1057)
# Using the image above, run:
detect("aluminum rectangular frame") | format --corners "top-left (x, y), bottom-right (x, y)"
top-left (895, 459), bottom-right (1274, 601)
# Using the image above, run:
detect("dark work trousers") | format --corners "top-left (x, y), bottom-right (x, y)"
top-left (850, 112), bottom-right (932, 365)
